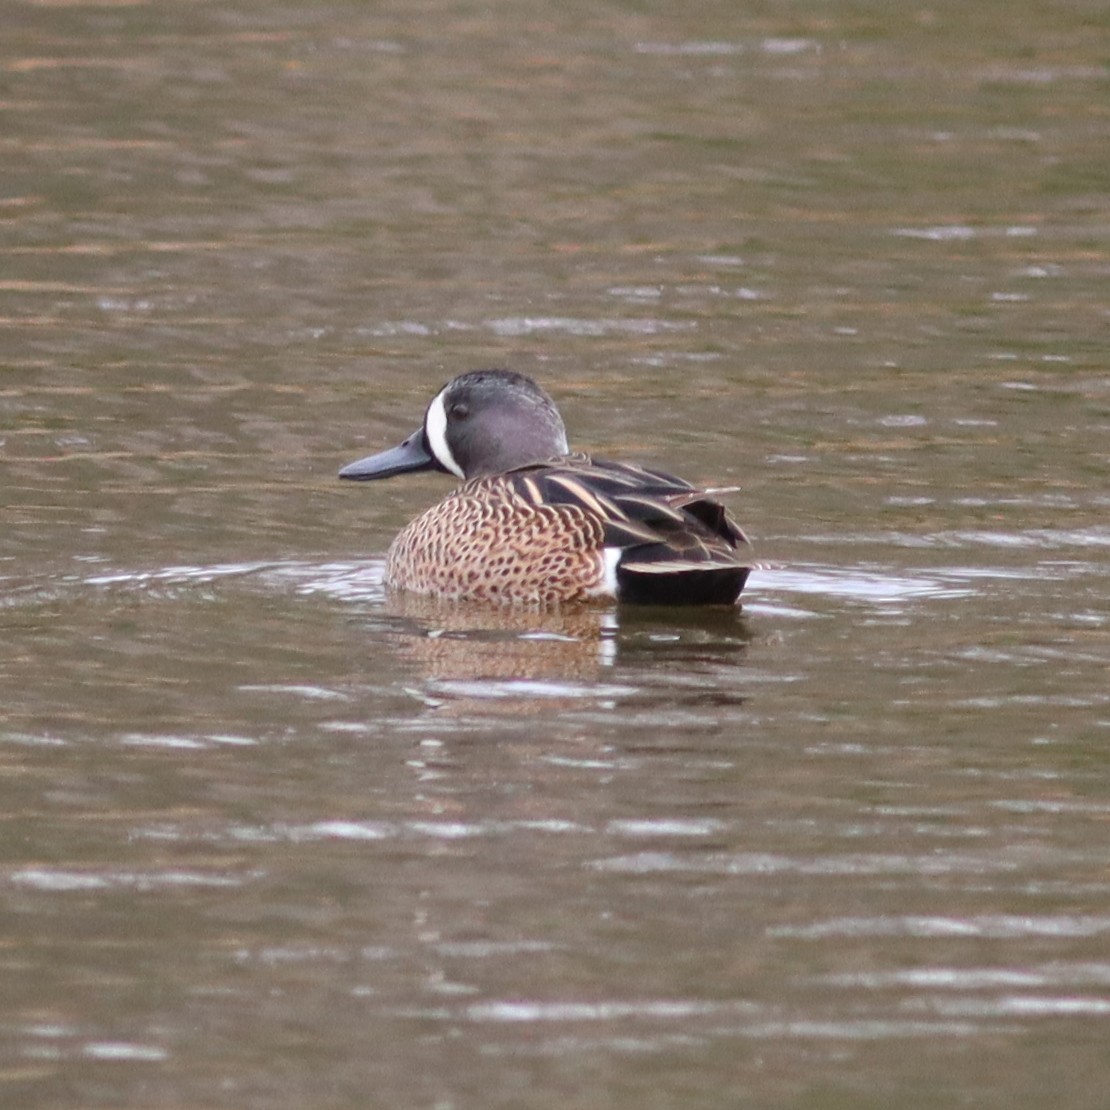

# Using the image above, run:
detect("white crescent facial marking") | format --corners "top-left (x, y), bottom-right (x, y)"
top-left (424, 388), bottom-right (465, 479)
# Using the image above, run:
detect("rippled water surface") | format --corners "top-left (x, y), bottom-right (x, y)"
top-left (2, 1), bottom-right (1108, 1107)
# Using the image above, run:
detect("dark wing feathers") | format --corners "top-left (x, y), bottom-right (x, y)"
top-left (667, 493), bottom-right (749, 545)
top-left (506, 454), bottom-right (751, 604)
top-left (540, 472), bottom-right (633, 522)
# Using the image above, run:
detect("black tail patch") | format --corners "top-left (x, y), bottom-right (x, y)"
top-left (617, 562), bottom-right (751, 606)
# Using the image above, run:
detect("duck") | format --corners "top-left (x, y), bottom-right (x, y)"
top-left (338, 369), bottom-right (751, 605)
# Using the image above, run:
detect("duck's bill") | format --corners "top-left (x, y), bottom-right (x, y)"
top-left (338, 430), bottom-right (435, 480)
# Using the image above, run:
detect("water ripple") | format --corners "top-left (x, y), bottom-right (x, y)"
top-left (10, 868), bottom-right (248, 892)
top-left (752, 564), bottom-right (977, 605)
top-left (773, 915), bottom-right (1110, 939)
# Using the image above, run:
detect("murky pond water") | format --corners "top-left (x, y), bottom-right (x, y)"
top-left (3, 1), bottom-right (1108, 1107)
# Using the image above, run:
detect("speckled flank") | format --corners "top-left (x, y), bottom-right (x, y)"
top-left (385, 477), bottom-right (610, 604)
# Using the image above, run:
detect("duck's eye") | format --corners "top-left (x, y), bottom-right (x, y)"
top-left (449, 402), bottom-right (469, 420)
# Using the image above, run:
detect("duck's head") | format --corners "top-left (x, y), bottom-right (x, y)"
top-left (339, 369), bottom-right (570, 482)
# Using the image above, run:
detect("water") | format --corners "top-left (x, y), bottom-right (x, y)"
top-left (2, 1), bottom-right (1108, 1107)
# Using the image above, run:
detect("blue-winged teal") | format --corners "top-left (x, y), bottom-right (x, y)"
top-left (339, 370), bottom-right (751, 605)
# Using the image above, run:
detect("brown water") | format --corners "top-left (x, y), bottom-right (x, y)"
top-left (3, 2), bottom-right (1109, 1107)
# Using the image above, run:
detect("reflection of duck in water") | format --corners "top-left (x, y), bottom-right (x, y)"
top-left (383, 593), bottom-right (618, 686)
top-left (381, 593), bottom-right (752, 714)
top-left (339, 370), bottom-right (751, 606)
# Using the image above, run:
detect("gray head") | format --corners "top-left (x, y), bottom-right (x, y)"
top-left (338, 370), bottom-right (570, 483)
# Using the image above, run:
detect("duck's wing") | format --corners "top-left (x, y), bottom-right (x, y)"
top-left (509, 455), bottom-right (752, 605)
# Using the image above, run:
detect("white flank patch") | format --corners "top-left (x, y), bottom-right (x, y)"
top-left (424, 388), bottom-right (465, 478)
top-left (590, 546), bottom-right (622, 598)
